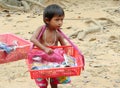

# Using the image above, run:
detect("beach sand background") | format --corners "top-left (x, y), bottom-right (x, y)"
top-left (0, 0), bottom-right (120, 88)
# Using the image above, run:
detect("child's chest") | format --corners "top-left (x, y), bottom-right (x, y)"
top-left (41, 30), bottom-right (58, 46)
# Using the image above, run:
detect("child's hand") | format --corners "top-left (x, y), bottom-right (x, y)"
top-left (44, 47), bottom-right (54, 54)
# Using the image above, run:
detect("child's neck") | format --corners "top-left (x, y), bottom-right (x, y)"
top-left (46, 26), bottom-right (56, 31)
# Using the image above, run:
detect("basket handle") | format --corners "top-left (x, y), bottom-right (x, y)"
top-left (57, 29), bottom-right (85, 69)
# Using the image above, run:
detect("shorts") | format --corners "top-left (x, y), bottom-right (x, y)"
top-left (35, 76), bottom-right (71, 88)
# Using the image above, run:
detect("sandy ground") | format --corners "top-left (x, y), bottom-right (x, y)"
top-left (0, 0), bottom-right (120, 88)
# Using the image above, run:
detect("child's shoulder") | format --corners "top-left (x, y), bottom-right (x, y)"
top-left (56, 30), bottom-right (63, 38)
top-left (36, 25), bottom-right (46, 31)
top-left (37, 25), bottom-right (45, 29)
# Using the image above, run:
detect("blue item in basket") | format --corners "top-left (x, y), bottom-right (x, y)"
top-left (32, 66), bottom-right (39, 70)
top-left (0, 42), bottom-right (14, 54)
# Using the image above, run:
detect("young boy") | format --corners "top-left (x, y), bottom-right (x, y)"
top-left (30, 4), bottom-right (70, 88)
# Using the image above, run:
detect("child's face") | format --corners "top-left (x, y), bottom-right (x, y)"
top-left (48, 15), bottom-right (64, 29)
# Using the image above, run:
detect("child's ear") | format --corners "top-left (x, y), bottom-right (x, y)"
top-left (45, 17), bottom-right (49, 24)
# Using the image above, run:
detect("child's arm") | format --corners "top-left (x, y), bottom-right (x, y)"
top-left (57, 32), bottom-right (66, 46)
top-left (30, 26), bottom-right (53, 54)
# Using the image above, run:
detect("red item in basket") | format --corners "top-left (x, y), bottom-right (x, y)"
top-left (30, 48), bottom-right (65, 63)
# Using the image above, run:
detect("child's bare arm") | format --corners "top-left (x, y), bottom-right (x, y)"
top-left (30, 26), bottom-right (46, 50)
top-left (30, 26), bottom-right (54, 54)
top-left (58, 32), bottom-right (66, 46)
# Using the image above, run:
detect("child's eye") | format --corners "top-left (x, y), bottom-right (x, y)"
top-left (55, 19), bottom-right (59, 21)
top-left (55, 19), bottom-right (63, 21)
top-left (61, 19), bottom-right (63, 21)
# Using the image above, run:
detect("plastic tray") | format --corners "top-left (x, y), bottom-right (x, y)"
top-left (27, 46), bottom-right (84, 79)
top-left (0, 33), bottom-right (32, 64)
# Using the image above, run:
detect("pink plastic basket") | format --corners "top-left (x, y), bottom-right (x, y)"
top-left (27, 46), bottom-right (84, 79)
top-left (0, 33), bottom-right (32, 64)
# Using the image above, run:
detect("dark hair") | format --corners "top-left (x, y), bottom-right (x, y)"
top-left (43, 4), bottom-right (64, 24)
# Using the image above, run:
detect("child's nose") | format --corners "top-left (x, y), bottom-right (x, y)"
top-left (58, 20), bottom-right (62, 25)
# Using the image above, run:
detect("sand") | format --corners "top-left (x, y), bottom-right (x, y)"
top-left (0, 0), bottom-right (120, 88)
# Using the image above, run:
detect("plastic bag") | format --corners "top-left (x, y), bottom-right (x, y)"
top-left (28, 48), bottom-right (65, 63)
